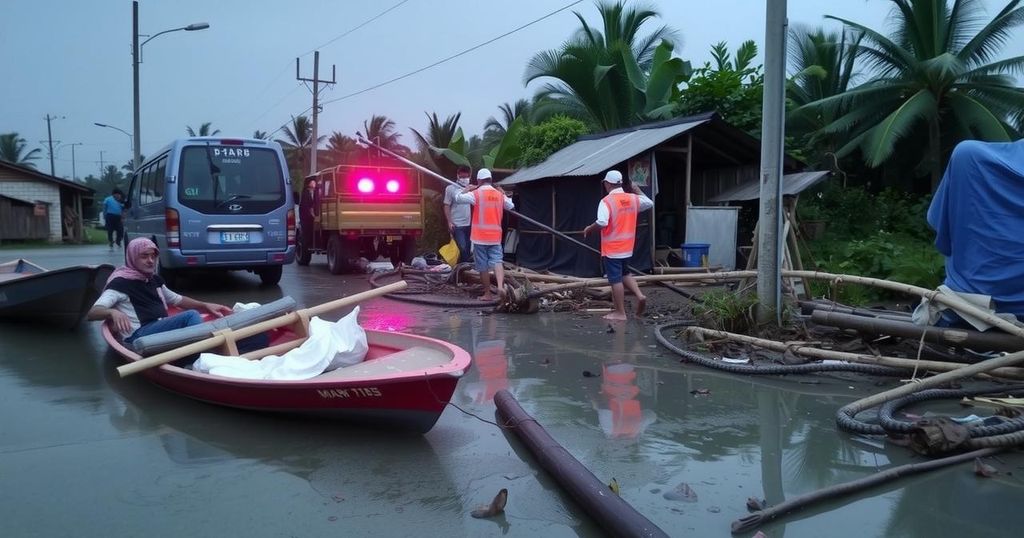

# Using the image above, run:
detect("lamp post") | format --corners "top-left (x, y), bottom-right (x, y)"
top-left (132, 0), bottom-right (209, 170)
top-left (94, 122), bottom-right (133, 170)
top-left (58, 142), bottom-right (84, 181)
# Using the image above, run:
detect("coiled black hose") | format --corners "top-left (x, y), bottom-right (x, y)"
top-left (654, 321), bottom-right (909, 377)
top-left (836, 385), bottom-right (1024, 436)
top-left (877, 386), bottom-right (1024, 435)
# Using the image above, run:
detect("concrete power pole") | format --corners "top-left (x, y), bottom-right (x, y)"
top-left (296, 51), bottom-right (336, 175)
top-left (756, 0), bottom-right (788, 325)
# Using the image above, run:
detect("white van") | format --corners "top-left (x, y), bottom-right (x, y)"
top-left (123, 137), bottom-right (295, 286)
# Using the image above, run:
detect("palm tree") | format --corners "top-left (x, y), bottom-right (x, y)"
top-left (524, 1), bottom-right (678, 131)
top-left (409, 112), bottom-right (465, 172)
top-left (0, 133), bottom-right (42, 168)
top-left (252, 130), bottom-right (268, 140)
top-left (186, 122), bottom-right (221, 137)
top-left (786, 26), bottom-right (864, 167)
top-left (361, 114), bottom-right (407, 154)
top-left (797, 0), bottom-right (1024, 190)
top-left (410, 112), bottom-right (462, 152)
top-left (275, 115), bottom-right (324, 178)
top-left (484, 99), bottom-right (531, 137)
top-left (323, 131), bottom-right (358, 167)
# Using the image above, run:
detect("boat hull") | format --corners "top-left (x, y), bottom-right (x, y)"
top-left (0, 262), bottom-right (114, 330)
top-left (103, 323), bottom-right (471, 433)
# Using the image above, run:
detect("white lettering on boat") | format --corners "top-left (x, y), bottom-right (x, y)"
top-left (317, 387), bottom-right (382, 399)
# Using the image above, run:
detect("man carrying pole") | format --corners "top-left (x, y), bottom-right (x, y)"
top-left (456, 169), bottom-right (514, 301)
top-left (583, 170), bottom-right (652, 321)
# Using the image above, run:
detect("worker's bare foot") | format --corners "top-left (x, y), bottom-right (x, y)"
top-left (635, 296), bottom-right (647, 317)
top-left (498, 287), bottom-right (507, 301)
top-left (603, 312), bottom-right (628, 321)
top-left (480, 294), bottom-right (494, 301)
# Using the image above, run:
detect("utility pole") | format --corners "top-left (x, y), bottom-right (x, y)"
top-left (132, 0), bottom-right (142, 170)
top-left (44, 114), bottom-right (63, 176)
top-left (756, 0), bottom-right (788, 326)
top-left (297, 51), bottom-right (336, 175)
top-left (69, 143), bottom-right (83, 181)
top-left (99, 151), bottom-right (106, 178)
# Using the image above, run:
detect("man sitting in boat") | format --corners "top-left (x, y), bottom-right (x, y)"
top-left (87, 238), bottom-right (233, 344)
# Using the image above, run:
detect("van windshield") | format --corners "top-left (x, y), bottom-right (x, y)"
top-left (178, 145), bottom-right (286, 214)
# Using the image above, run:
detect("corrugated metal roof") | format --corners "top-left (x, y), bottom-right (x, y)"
top-left (501, 114), bottom-right (713, 186)
top-left (708, 171), bottom-right (830, 203)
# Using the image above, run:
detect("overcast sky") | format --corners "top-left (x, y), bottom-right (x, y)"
top-left (4, 0), bottom-right (1023, 179)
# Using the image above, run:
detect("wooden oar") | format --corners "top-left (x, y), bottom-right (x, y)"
top-left (116, 280), bottom-right (408, 377)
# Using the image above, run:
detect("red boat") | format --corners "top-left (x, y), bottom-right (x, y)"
top-left (101, 305), bottom-right (472, 433)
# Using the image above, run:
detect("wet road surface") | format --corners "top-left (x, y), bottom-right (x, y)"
top-left (1, 244), bottom-right (1022, 537)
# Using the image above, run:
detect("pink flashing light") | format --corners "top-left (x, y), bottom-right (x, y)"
top-left (357, 177), bottom-right (375, 193)
top-left (385, 179), bottom-right (400, 193)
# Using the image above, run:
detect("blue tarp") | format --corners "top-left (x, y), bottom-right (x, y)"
top-left (928, 140), bottom-right (1024, 317)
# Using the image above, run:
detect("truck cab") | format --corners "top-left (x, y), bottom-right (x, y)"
top-left (296, 163), bottom-right (424, 273)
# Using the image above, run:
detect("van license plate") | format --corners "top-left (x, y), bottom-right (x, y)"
top-left (222, 232), bottom-right (249, 243)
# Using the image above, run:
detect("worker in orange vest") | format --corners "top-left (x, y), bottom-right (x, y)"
top-left (583, 170), bottom-right (654, 320)
top-left (456, 169), bottom-right (515, 301)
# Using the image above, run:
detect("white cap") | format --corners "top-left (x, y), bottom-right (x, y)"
top-left (603, 170), bottom-right (623, 184)
top-left (477, 168), bottom-right (493, 180)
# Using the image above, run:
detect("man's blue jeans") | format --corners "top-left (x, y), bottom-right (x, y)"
top-left (125, 310), bottom-right (203, 344)
top-left (453, 225), bottom-right (473, 264)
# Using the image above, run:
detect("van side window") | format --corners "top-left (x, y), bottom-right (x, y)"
top-left (151, 157), bottom-right (167, 203)
top-left (140, 164), bottom-right (153, 206)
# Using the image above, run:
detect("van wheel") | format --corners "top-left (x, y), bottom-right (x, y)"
top-left (258, 265), bottom-right (283, 286)
top-left (326, 235), bottom-right (344, 275)
top-left (296, 232), bottom-right (312, 266)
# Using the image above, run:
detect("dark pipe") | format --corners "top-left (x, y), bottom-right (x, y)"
top-left (811, 310), bottom-right (1024, 353)
top-left (493, 390), bottom-right (670, 538)
top-left (799, 300), bottom-right (912, 320)
top-left (731, 447), bottom-right (1003, 534)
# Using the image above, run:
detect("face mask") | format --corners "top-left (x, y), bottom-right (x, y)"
top-left (457, 177), bottom-right (469, 186)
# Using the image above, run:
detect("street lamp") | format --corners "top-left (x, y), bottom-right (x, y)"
top-left (94, 122), bottom-right (133, 169)
top-left (132, 0), bottom-right (209, 170)
top-left (57, 142), bottom-right (84, 181)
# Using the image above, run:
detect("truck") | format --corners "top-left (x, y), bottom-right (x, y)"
top-left (295, 162), bottom-right (424, 274)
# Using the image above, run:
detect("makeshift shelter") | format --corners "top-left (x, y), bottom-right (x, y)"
top-left (0, 160), bottom-right (94, 243)
top-left (500, 112), bottom-right (803, 277)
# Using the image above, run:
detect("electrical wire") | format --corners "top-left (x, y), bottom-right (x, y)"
top-left (319, 0), bottom-right (584, 106)
top-left (299, 0), bottom-right (415, 56)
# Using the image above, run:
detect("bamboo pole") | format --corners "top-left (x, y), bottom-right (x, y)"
top-left (116, 280), bottom-right (408, 377)
top-left (685, 326), bottom-right (1024, 380)
top-left (811, 310), bottom-right (1024, 353)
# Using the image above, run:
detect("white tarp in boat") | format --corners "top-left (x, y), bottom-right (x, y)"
top-left (192, 307), bottom-right (368, 380)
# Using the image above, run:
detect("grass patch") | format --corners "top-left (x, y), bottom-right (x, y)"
top-left (692, 289), bottom-right (758, 333)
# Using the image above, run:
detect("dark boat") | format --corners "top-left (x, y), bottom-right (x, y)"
top-left (0, 259), bottom-right (115, 329)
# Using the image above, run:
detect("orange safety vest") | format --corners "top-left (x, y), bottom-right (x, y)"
top-left (600, 192), bottom-right (639, 257)
top-left (471, 187), bottom-right (505, 244)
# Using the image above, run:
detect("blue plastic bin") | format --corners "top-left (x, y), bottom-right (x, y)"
top-left (681, 243), bottom-right (710, 267)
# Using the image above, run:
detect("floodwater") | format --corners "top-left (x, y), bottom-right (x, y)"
top-left (1, 244), bottom-right (1021, 538)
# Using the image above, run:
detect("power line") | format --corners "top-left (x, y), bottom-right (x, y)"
top-left (300, 0), bottom-right (414, 57)
top-left (320, 0), bottom-right (584, 106)
top-left (242, 2), bottom-right (412, 134)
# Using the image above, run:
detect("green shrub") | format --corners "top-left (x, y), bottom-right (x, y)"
top-left (692, 289), bottom-right (758, 332)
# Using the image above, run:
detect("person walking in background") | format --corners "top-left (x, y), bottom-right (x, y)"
top-left (103, 188), bottom-right (125, 250)
top-left (299, 177), bottom-right (318, 252)
top-left (456, 169), bottom-right (514, 301)
top-left (444, 165), bottom-right (473, 263)
top-left (583, 170), bottom-right (653, 321)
